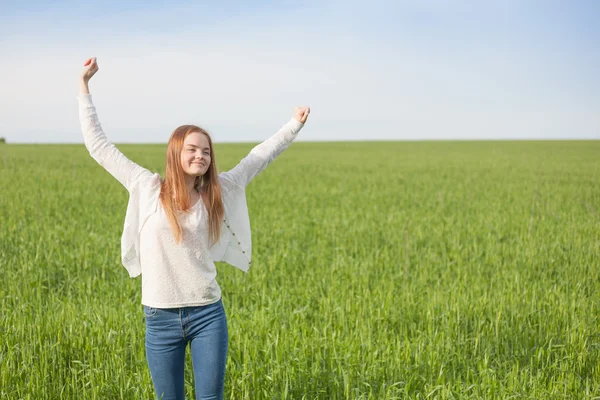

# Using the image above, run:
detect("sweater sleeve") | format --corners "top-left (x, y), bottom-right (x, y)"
top-left (220, 118), bottom-right (304, 188)
top-left (78, 94), bottom-right (154, 192)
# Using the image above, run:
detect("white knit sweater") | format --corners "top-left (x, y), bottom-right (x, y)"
top-left (78, 94), bottom-right (304, 306)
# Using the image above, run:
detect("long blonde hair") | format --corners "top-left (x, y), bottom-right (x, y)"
top-left (159, 125), bottom-right (224, 244)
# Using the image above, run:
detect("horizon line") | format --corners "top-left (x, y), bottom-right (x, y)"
top-left (2, 138), bottom-right (600, 145)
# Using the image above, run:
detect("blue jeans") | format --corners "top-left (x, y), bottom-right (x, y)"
top-left (144, 299), bottom-right (228, 400)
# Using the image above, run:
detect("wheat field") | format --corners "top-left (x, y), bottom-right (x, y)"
top-left (0, 140), bottom-right (598, 399)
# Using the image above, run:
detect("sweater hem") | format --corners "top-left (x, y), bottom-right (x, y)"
top-left (141, 296), bottom-right (222, 309)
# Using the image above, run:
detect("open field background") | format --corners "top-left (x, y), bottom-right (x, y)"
top-left (0, 140), bottom-right (599, 399)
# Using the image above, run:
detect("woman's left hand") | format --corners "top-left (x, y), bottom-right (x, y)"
top-left (293, 107), bottom-right (310, 124)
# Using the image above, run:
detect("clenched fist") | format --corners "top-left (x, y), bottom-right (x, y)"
top-left (80, 57), bottom-right (99, 83)
top-left (293, 107), bottom-right (310, 124)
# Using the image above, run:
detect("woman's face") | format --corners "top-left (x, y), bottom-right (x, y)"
top-left (180, 131), bottom-right (211, 177)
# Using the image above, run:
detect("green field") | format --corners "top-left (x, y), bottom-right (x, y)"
top-left (1, 140), bottom-right (599, 399)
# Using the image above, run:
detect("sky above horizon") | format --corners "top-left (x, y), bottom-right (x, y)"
top-left (1, 0), bottom-right (599, 143)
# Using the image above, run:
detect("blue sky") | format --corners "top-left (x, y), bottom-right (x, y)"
top-left (1, 0), bottom-right (598, 143)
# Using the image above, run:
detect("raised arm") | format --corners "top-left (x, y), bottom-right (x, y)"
top-left (221, 107), bottom-right (310, 188)
top-left (78, 57), bottom-right (153, 192)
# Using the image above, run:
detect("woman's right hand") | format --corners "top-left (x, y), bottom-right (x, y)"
top-left (80, 57), bottom-right (99, 83)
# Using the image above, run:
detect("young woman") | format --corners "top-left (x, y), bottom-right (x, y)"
top-left (78, 57), bottom-right (309, 400)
